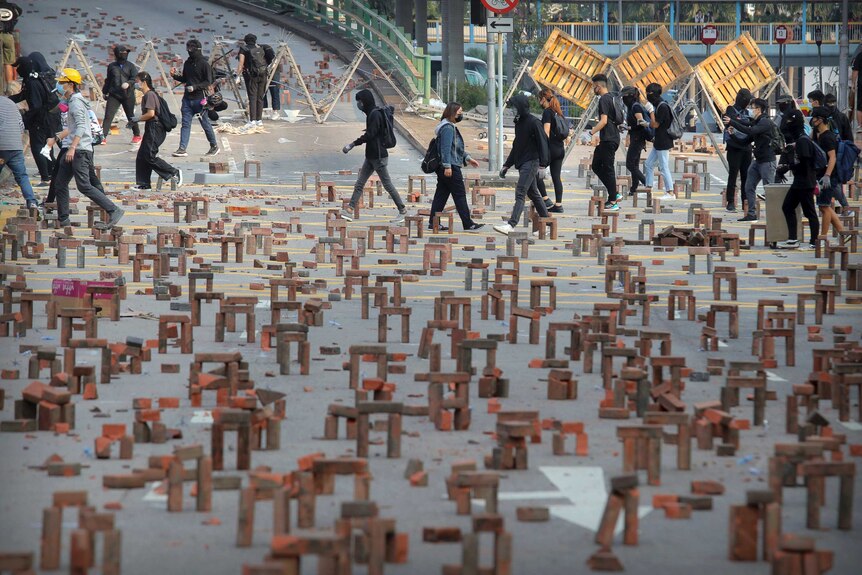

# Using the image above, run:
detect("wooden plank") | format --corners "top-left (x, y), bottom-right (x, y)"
top-left (531, 28), bottom-right (612, 109)
top-left (611, 27), bottom-right (691, 92)
top-left (695, 32), bottom-right (775, 112)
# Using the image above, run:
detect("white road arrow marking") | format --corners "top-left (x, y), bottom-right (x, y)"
top-left (765, 371), bottom-right (787, 382)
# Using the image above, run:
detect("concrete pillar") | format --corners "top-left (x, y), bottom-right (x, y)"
top-left (415, 0), bottom-right (428, 50)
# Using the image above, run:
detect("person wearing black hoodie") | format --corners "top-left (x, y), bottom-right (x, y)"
top-left (236, 34), bottom-right (268, 126)
top-left (492, 94), bottom-right (550, 235)
top-left (341, 89), bottom-right (407, 224)
top-left (723, 98), bottom-right (777, 222)
top-left (774, 109), bottom-right (819, 250)
top-left (723, 88), bottom-right (753, 212)
top-left (10, 53), bottom-right (59, 185)
top-left (170, 38), bottom-right (218, 157)
top-left (102, 45), bottom-right (141, 144)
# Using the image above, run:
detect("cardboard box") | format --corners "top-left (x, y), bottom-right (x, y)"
top-left (52, 279), bottom-right (118, 318)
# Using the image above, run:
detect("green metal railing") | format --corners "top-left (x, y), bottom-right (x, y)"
top-left (240, 0), bottom-right (430, 102)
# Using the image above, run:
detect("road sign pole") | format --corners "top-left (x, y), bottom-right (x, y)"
top-left (486, 8), bottom-right (496, 173)
top-left (497, 29), bottom-right (504, 172)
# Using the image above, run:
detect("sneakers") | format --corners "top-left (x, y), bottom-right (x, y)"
top-left (756, 192), bottom-right (766, 202)
top-left (776, 239), bottom-right (799, 249)
top-left (205, 144), bottom-right (219, 156)
top-left (543, 197), bottom-right (554, 208)
top-left (726, 204), bottom-right (737, 213)
top-left (58, 219), bottom-right (71, 227)
top-left (604, 202), bottom-right (620, 211)
top-left (738, 214), bottom-right (758, 222)
top-left (34, 180), bottom-right (50, 188)
top-left (172, 148), bottom-right (188, 157)
top-left (130, 184), bottom-right (151, 191)
top-left (548, 205), bottom-right (564, 213)
top-left (95, 208), bottom-right (124, 230)
top-left (464, 223), bottom-right (485, 232)
top-left (131, 135), bottom-right (142, 144)
top-left (339, 209), bottom-right (354, 222)
top-left (171, 169), bottom-right (183, 188)
top-left (660, 193), bottom-right (676, 201)
top-left (493, 223), bottom-right (514, 235)
top-left (389, 211), bottom-right (406, 225)
top-left (428, 224), bottom-right (449, 232)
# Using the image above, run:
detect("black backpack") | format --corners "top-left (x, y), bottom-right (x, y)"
top-left (769, 121), bottom-right (785, 155)
top-left (36, 74), bottom-right (60, 111)
top-left (155, 93), bottom-right (178, 132)
top-left (610, 92), bottom-right (627, 129)
top-left (421, 136), bottom-right (441, 173)
top-left (377, 106), bottom-right (397, 149)
top-left (551, 113), bottom-right (570, 142)
top-left (246, 45), bottom-right (267, 77)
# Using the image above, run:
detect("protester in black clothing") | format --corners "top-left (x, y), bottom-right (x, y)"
top-left (776, 94), bottom-right (796, 140)
top-left (9, 54), bottom-right (59, 185)
top-left (235, 34), bottom-right (268, 125)
top-left (0, 1), bottom-right (22, 86)
top-left (589, 74), bottom-right (621, 210)
top-left (823, 93), bottom-right (853, 141)
top-left (810, 106), bottom-right (844, 239)
top-left (724, 88), bottom-right (753, 212)
top-left (131, 72), bottom-right (181, 191)
top-left (724, 98), bottom-right (777, 222)
top-left (170, 38), bottom-right (218, 157)
top-left (536, 88), bottom-right (566, 213)
top-left (621, 86), bottom-right (650, 199)
top-left (643, 83), bottom-right (675, 200)
top-left (493, 94), bottom-right (550, 235)
top-left (102, 45), bottom-right (141, 144)
top-left (261, 43), bottom-right (282, 119)
top-left (775, 110), bottom-right (819, 249)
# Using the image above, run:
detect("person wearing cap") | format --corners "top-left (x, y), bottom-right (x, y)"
top-left (810, 106), bottom-right (844, 239)
top-left (823, 94), bottom-right (852, 142)
top-left (723, 98), bottom-right (777, 223)
top-left (0, 94), bottom-right (38, 210)
top-left (235, 33), bottom-right (268, 127)
top-left (0, 1), bottom-right (22, 86)
top-left (9, 53), bottom-right (60, 185)
top-left (102, 45), bottom-right (141, 144)
top-left (52, 68), bottom-right (124, 230)
top-left (170, 38), bottom-right (219, 157)
top-left (774, 109), bottom-right (819, 250)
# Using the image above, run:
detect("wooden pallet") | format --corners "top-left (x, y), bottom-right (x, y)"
top-left (611, 26), bottom-right (692, 94)
top-left (695, 32), bottom-right (776, 113)
top-left (530, 29), bottom-right (612, 109)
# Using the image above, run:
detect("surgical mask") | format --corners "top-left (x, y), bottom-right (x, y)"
top-left (55, 81), bottom-right (64, 93)
top-left (455, 113), bottom-right (463, 123)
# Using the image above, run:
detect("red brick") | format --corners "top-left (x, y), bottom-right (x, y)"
top-left (691, 480), bottom-right (724, 495)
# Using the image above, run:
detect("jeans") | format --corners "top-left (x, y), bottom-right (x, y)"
top-left (263, 81), bottom-right (281, 111)
top-left (536, 150), bottom-right (564, 203)
top-left (743, 160), bottom-right (775, 216)
top-left (348, 157), bottom-right (405, 212)
top-left (591, 141), bottom-right (619, 202)
top-left (644, 147), bottom-right (673, 192)
top-left (782, 187), bottom-right (819, 243)
top-left (726, 147), bottom-right (751, 207)
top-left (179, 96), bottom-right (217, 150)
top-left (626, 137), bottom-right (647, 194)
top-left (507, 159), bottom-right (549, 227)
top-left (431, 165), bottom-right (473, 228)
top-left (0, 149), bottom-right (36, 203)
top-left (245, 74), bottom-right (268, 121)
top-left (136, 121), bottom-right (177, 186)
top-left (103, 93), bottom-right (140, 137)
top-left (46, 147), bottom-right (105, 204)
top-left (54, 149), bottom-right (118, 222)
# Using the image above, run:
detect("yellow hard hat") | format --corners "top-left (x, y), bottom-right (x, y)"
top-left (57, 68), bottom-right (83, 85)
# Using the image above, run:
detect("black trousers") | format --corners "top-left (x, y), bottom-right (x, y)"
top-left (46, 147), bottom-right (104, 204)
top-left (103, 94), bottom-right (140, 137)
top-left (626, 136), bottom-right (647, 194)
top-left (592, 140), bottom-right (619, 202)
top-left (135, 121), bottom-right (176, 186)
top-left (245, 75), bottom-right (268, 121)
top-left (782, 187), bottom-right (819, 243)
top-left (536, 149), bottom-right (564, 203)
top-left (28, 123), bottom-right (54, 181)
top-left (431, 165), bottom-right (474, 229)
top-left (726, 147), bottom-right (751, 207)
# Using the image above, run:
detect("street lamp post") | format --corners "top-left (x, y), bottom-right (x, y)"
top-left (814, 26), bottom-right (823, 91)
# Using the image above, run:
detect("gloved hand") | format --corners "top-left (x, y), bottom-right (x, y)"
top-left (818, 175), bottom-right (832, 190)
top-left (121, 82), bottom-right (129, 90)
top-left (537, 166), bottom-right (546, 180)
top-left (342, 143), bottom-right (355, 154)
top-left (186, 85), bottom-right (194, 93)
top-left (775, 173), bottom-right (787, 184)
top-left (234, 74), bottom-right (242, 86)
top-left (499, 167), bottom-right (508, 179)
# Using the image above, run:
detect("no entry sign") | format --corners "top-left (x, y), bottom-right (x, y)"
top-left (775, 24), bottom-right (789, 44)
top-left (701, 24), bottom-right (718, 46)
top-left (480, 0), bottom-right (519, 15)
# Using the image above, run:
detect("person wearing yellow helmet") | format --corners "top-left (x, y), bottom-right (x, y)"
top-left (52, 68), bottom-right (124, 230)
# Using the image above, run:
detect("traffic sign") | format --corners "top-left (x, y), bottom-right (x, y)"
top-left (775, 24), bottom-right (789, 44)
top-left (488, 17), bottom-right (514, 34)
top-left (480, 0), bottom-right (518, 16)
top-left (701, 24), bottom-right (718, 46)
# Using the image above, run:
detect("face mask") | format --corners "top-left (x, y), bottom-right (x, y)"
top-left (455, 113), bottom-right (463, 123)
top-left (117, 53), bottom-right (128, 62)
top-left (357, 101), bottom-right (364, 112)
top-left (778, 102), bottom-right (790, 113)
top-left (810, 119), bottom-right (818, 128)
top-left (55, 81), bottom-right (64, 93)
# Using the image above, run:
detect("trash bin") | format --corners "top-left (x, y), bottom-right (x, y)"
top-left (764, 184), bottom-right (803, 246)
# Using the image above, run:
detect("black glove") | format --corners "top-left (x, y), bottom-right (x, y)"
top-left (499, 167), bottom-right (508, 179)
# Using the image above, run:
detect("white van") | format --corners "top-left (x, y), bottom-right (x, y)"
top-left (429, 56), bottom-right (488, 89)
